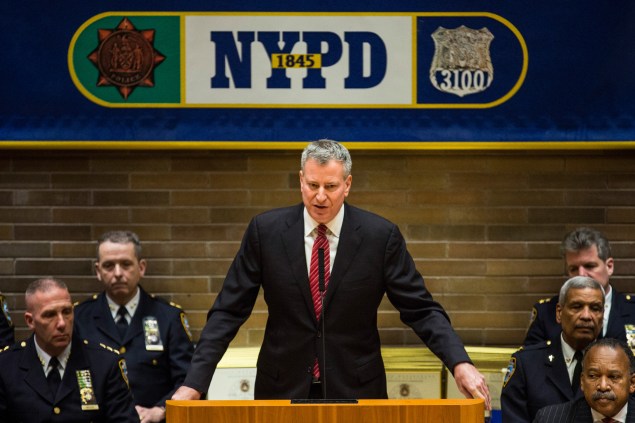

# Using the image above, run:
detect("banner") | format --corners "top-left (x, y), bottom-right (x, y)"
top-left (1, 1), bottom-right (633, 148)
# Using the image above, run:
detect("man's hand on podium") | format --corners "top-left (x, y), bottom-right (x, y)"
top-left (172, 386), bottom-right (203, 401)
top-left (452, 362), bottom-right (492, 411)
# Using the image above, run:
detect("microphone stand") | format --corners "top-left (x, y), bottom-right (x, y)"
top-left (290, 247), bottom-right (356, 404)
top-left (318, 247), bottom-right (327, 399)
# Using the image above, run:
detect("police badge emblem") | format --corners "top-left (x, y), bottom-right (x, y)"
top-left (502, 357), bottom-right (516, 388)
top-left (430, 26), bottom-right (494, 97)
top-left (180, 312), bottom-right (193, 342)
top-left (0, 295), bottom-right (12, 327)
top-left (143, 316), bottom-right (164, 351)
top-left (76, 370), bottom-right (99, 410)
top-left (87, 17), bottom-right (165, 100)
top-left (118, 358), bottom-right (130, 388)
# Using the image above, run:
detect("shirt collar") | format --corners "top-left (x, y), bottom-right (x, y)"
top-left (106, 287), bottom-right (141, 319)
top-left (34, 335), bottom-right (71, 371)
top-left (560, 333), bottom-right (578, 364)
top-left (303, 204), bottom-right (345, 238)
top-left (605, 284), bottom-right (613, 304)
top-left (591, 401), bottom-right (628, 422)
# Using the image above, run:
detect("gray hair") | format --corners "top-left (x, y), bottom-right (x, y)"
top-left (25, 278), bottom-right (69, 310)
top-left (300, 139), bottom-right (352, 178)
top-left (558, 276), bottom-right (605, 305)
top-left (561, 227), bottom-right (611, 261)
top-left (97, 230), bottom-right (142, 260)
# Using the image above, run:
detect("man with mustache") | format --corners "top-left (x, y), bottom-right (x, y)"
top-left (502, 276), bottom-right (604, 422)
top-left (533, 337), bottom-right (635, 422)
top-left (525, 227), bottom-right (635, 346)
top-left (0, 278), bottom-right (138, 422)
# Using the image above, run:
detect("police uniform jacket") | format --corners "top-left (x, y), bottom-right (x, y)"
top-left (523, 287), bottom-right (635, 346)
top-left (74, 286), bottom-right (194, 407)
top-left (0, 294), bottom-right (14, 348)
top-left (501, 336), bottom-right (583, 423)
top-left (0, 333), bottom-right (138, 423)
top-left (533, 396), bottom-right (635, 423)
top-left (184, 203), bottom-right (472, 399)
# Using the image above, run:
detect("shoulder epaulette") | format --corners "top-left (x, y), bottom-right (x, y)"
top-left (86, 339), bottom-right (120, 355)
top-left (518, 340), bottom-right (551, 353)
top-left (538, 297), bottom-right (552, 304)
top-left (77, 294), bottom-right (99, 306)
top-left (150, 294), bottom-right (182, 309)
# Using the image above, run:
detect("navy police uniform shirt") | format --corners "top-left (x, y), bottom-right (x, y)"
top-left (0, 333), bottom-right (138, 423)
top-left (74, 286), bottom-right (194, 408)
top-left (523, 287), bottom-right (635, 346)
top-left (501, 336), bottom-right (583, 423)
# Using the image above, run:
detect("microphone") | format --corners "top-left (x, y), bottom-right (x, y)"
top-left (317, 247), bottom-right (327, 398)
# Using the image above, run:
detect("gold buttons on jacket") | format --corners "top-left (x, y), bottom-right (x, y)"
top-left (53, 407), bottom-right (61, 414)
top-left (120, 346), bottom-right (126, 354)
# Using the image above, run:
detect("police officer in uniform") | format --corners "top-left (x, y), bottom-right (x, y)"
top-left (0, 293), bottom-right (14, 348)
top-left (74, 230), bottom-right (194, 423)
top-left (502, 276), bottom-right (604, 423)
top-left (0, 278), bottom-right (138, 423)
top-left (525, 227), bottom-right (635, 346)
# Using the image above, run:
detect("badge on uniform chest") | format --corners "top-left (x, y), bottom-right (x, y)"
top-left (625, 324), bottom-right (635, 349)
top-left (143, 316), bottom-right (164, 351)
top-left (77, 369), bottom-right (99, 411)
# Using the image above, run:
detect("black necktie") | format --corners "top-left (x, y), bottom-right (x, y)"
top-left (47, 357), bottom-right (61, 396)
top-left (116, 306), bottom-right (129, 339)
top-left (572, 350), bottom-right (583, 392)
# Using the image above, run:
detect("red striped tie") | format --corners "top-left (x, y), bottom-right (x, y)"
top-left (309, 224), bottom-right (330, 378)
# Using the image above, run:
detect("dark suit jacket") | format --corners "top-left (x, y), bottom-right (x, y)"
top-left (0, 333), bottom-right (138, 423)
top-left (501, 336), bottom-right (583, 423)
top-left (533, 396), bottom-right (635, 423)
top-left (524, 287), bottom-right (635, 346)
top-left (74, 286), bottom-right (194, 407)
top-left (184, 203), bottom-right (471, 399)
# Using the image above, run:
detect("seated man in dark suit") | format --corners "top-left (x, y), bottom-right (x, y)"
top-left (533, 337), bottom-right (635, 422)
top-left (0, 278), bottom-right (138, 423)
top-left (525, 227), bottom-right (635, 346)
top-left (502, 276), bottom-right (604, 423)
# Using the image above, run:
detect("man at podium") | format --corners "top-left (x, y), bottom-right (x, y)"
top-left (172, 139), bottom-right (490, 408)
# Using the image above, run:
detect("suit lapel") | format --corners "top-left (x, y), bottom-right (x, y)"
top-left (626, 397), bottom-right (635, 423)
top-left (21, 337), bottom-right (54, 403)
top-left (56, 334), bottom-right (89, 403)
top-left (281, 205), bottom-right (317, 322)
top-left (124, 287), bottom-right (149, 344)
top-left (545, 338), bottom-right (578, 400)
top-left (92, 293), bottom-right (122, 345)
top-left (323, 203), bottom-right (362, 311)
top-left (571, 398), bottom-right (593, 422)
top-left (605, 287), bottom-right (622, 337)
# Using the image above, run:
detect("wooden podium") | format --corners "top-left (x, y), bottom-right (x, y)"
top-left (166, 399), bottom-right (485, 423)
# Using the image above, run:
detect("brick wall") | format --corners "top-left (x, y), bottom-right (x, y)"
top-left (2, 148), bottom-right (635, 347)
